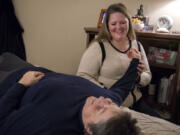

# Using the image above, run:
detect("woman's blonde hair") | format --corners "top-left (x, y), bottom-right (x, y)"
top-left (96, 3), bottom-right (136, 42)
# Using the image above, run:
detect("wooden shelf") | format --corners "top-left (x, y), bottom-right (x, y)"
top-left (136, 31), bottom-right (180, 41)
top-left (149, 61), bottom-right (176, 70)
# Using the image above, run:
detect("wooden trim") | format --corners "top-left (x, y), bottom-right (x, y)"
top-left (136, 31), bottom-right (180, 41)
top-left (175, 42), bottom-right (180, 91)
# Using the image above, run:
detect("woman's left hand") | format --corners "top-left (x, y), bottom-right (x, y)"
top-left (137, 60), bottom-right (145, 75)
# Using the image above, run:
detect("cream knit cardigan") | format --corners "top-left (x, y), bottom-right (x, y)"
top-left (77, 40), bottom-right (152, 107)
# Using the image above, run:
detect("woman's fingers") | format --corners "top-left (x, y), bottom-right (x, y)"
top-left (127, 48), bottom-right (141, 59)
top-left (137, 60), bottom-right (145, 74)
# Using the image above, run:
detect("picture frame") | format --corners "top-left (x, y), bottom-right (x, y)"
top-left (97, 9), bottom-right (107, 28)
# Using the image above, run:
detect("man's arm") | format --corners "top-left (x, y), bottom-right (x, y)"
top-left (0, 71), bottom-right (44, 127)
top-left (0, 83), bottom-right (27, 126)
top-left (108, 58), bottom-right (139, 105)
top-left (107, 48), bottom-right (141, 105)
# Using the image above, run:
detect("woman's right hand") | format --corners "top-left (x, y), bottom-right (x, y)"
top-left (18, 71), bottom-right (45, 87)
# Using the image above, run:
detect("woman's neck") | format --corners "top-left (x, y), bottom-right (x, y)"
top-left (111, 38), bottom-right (130, 51)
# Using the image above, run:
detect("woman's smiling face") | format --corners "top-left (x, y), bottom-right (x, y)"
top-left (108, 12), bottom-right (129, 42)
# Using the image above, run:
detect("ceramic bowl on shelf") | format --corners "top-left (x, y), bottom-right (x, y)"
top-left (132, 23), bottom-right (144, 31)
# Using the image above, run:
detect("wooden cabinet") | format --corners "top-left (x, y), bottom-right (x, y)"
top-left (136, 32), bottom-right (180, 123)
top-left (84, 27), bottom-right (180, 123)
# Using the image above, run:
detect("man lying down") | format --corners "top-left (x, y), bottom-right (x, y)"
top-left (0, 52), bottom-right (180, 135)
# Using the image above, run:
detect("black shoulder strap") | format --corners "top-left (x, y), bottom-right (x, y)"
top-left (137, 41), bottom-right (141, 52)
top-left (98, 41), bottom-right (106, 64)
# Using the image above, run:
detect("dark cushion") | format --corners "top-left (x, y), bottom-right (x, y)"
top-left (0, 52), bottom-right (33, 83)
top-left (0, 52), bottom-right (32, 71)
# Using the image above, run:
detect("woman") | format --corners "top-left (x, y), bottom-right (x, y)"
top-left (77, 3), bottom-right (156, 116)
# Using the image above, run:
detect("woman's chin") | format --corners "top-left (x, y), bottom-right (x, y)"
top-left (114, 36), bottom-right (127, 41)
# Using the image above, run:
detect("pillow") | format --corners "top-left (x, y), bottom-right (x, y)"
top-left (0, 52), bottom-right (32, 71)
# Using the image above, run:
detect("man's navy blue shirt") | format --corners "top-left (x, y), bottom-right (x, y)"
top-left (0, 59), bottom-right (138, 135)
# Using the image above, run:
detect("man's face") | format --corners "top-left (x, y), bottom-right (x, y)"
top-left (82, 96), bottom-right (122, 124)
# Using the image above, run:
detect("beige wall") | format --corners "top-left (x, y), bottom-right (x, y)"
top-left (13, 0), bottom-right (180, 74)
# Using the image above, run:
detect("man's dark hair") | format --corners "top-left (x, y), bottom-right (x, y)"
top-left (84, 112), bottom-right (141, 135)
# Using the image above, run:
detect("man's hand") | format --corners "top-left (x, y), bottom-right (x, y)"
top-left (18, 71), bottom-right (45, 87)
top-left (127, 48), bottom-right (141, 59)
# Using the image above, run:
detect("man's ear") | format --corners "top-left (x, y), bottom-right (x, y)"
top-left (84, 123), bottom-right (93, 135)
